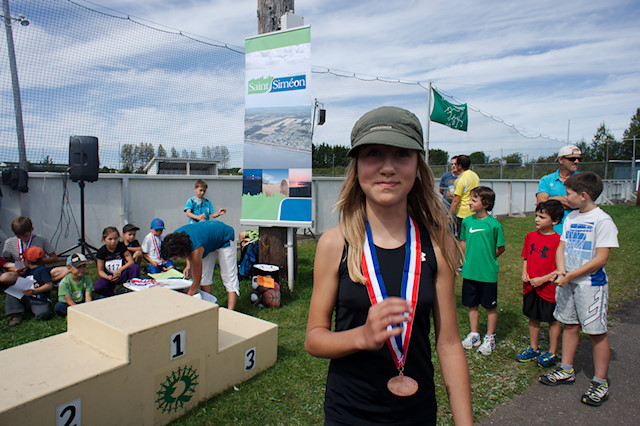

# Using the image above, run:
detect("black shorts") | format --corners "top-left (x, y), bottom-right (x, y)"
top-left (523, 291), bottom-right (557, 323)
top-left (455, 216), bottom-right (463, 239)
top-left (462, 279), bottom-right (497, 309)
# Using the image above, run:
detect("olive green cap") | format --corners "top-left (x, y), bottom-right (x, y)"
top-left (348, 106), bottom-right (424, 156)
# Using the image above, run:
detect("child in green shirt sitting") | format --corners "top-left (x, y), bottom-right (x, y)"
top-left (54, 253), bottom-right (94, 317)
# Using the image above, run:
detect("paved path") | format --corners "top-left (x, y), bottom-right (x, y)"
top-left (480, 299), bottom-right (640, 425)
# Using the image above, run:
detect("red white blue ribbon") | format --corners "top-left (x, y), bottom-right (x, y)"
top-left (362, 215), bottom-right (422, 370)
top-left (152, 235), bottom-right (162, 262)
top-left (18, 234), bottom-right (33, 261)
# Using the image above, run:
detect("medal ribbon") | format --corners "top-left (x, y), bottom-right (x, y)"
top-left (362, 215), bottom-right (422, 370)
top-left (18, 234), bottom-right (33, 261)
top-left (152, 235), bottom-right (162, 262)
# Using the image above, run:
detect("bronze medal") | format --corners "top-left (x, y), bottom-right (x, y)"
top-left (387, 373), bottom-right (419, 397)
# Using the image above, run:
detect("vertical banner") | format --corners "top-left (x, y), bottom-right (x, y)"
top-left (241, 27), bottom-right (313, 227)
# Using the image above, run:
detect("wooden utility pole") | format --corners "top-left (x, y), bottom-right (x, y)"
top-left (258, 0), bottom-right (294, 33)
top-left (256, 0), bottom-right (298, 284)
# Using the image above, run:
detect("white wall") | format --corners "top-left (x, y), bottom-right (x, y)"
top-left (0, 173), bottom-right (634, 253)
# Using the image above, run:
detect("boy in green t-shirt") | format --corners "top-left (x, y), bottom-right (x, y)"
top-left (54, 253), bottom-right (94, 317)
top-left (459, 186), bottom-right (506, 355)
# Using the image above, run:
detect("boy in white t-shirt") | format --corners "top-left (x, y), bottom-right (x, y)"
top-left (142, 218), bottom-right (174, 274)
top-left (539, 172), bottom-right (619, 408)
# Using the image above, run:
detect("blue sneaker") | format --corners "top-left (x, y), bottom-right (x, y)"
top-left (536, 352), bottom-right (558, 368)
top-left (516, 346), bottom-right (540, 362)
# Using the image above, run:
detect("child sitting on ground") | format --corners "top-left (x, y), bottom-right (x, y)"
top-left (122, 223), bottom-right (143, 265)
top-left (95, 226), bottom-right (140, 297)
top-left (1, 216), bottom-right (68, 288)
top-left (539, 172), bottom-right (619, 407)
top-left (54, 253), bottom-right (94, 317)
top-left (184, 179), bottom-right (226, 224)
top-left (460, 186), bottom-right (506, 355)
top-left (142, 218), bottom-right (175, 274)
top-left (4, 246), bottom-right (54, 326)
top-left (517, 200), bottom-right (564, 367)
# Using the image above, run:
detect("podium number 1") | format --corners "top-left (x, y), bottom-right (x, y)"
top-left (56, 398), bottom-right (81, 426)
top-left (170, 330), bottom-right (186, 360)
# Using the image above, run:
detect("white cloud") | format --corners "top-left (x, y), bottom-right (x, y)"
top-left (2, 0), bottom-right (639, 169)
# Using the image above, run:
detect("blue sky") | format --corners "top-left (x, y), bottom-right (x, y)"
top-left (2, 0), bottom-right (639, 167)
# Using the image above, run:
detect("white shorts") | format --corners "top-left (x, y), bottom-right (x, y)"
top-left (553, 282), bottom-right (608, 335)
top-left (200, 244), bottom-right (240, 295)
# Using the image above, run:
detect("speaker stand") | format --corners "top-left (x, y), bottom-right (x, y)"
top-left (60, 180), bottom-right (99, 261)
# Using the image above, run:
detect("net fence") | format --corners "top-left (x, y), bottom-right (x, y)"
top-left (0, 0), bottom-right (593, 172)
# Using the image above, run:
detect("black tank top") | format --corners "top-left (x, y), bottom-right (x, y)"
top-left (324, 223), bottom-right (437, 425)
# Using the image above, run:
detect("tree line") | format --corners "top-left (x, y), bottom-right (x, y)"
top-left (313, 107), bottom-right (640, 168)
top-left (119, 143), bottom-right (230, 173)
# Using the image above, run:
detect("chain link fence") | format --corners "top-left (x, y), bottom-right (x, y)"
top-left (1, 0), bottom-right (629, 175)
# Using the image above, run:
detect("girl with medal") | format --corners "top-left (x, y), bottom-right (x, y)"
top-left (306, 107), bottom-right (472, 425)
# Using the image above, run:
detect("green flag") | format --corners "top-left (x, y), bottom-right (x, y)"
top-left (430, 87), bottom-right (468, 131)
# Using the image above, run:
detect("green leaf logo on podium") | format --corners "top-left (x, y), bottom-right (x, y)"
top-left (156, 366), bottom-right (199, 414)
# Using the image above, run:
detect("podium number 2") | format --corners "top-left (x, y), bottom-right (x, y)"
top-left (170, 330), bottom-right (186, 360)
top-left (56, 398), bottom-right (81, 426)
top-left (245, 346), bottom-right (256, 371)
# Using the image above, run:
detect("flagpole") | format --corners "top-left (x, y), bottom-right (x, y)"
top-left (425, 80), bottom-right (432, 163)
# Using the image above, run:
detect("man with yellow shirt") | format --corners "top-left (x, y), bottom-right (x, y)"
top-left (448, 155), bottom-right (480, 238)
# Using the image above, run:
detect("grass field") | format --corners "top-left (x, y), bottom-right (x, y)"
top-left (1, 205), bottom-right (638, 424)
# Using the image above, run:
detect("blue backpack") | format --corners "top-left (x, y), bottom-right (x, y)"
top-left (238, 240), bottom-right (259, 279)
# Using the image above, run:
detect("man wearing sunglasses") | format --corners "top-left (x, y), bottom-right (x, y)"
top-left (536, 145), bottom-right (582, 233)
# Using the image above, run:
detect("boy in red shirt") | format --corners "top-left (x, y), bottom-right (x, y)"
top-left (517, 200), bottom-right (564, 367)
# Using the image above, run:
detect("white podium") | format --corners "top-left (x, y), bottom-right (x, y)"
top-left (0, 287), bottom-right (278, 425)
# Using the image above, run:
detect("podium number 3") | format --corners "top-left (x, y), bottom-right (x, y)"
top-left (170, 330), bottom-right (186, 360)
top-left (56, 398), bottom-right (81, 426)
top-left (245, 346), bottom-right (256, 371)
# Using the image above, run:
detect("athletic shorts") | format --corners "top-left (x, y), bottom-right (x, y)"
top-left (523, 291), bottom-right (557, 323)
top-left (462, 279), bottom-right (497, 309)
top-left (455, 217), bottom-right (463, 239)
top-left (200, 244), bottom-right (240, 295)
top-left (554, 282), bottom-right (608, 335)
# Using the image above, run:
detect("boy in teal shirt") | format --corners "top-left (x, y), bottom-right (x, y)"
top-left (460, 186), bottom-right (506, 355)
top-left (54, 253), bottom-right (94, 317)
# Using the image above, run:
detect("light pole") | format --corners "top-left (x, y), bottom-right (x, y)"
top-left (2, 0), bottom-right (29, 170)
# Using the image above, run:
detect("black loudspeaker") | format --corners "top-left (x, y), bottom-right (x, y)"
top-left (318, 109), bottom-right (326, 125)
top-left (69, 136), bottom-right (99, 182)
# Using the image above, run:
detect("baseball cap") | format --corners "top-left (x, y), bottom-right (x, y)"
top-left (150, 218), bottom-right (165, 230)
top-left (24, 246), bottom-right (45, 263)
top-left (558, 145), bottom-right (581, 159)
top-left (66, 252), bottom-right (88, 267)
top-left (348, 106), bottom-right (424, 157)
top-left (123, 223), bottom-right (140, 233)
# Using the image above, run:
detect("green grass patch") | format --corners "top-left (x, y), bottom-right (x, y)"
top-left (1, 205), bottom-right (638, 424)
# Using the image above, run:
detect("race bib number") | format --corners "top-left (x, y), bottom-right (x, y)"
top-left (105, 259), bottom-right (123, 273)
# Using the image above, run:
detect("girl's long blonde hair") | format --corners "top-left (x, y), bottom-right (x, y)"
top-left (336, 154), bottom-right (460, 284)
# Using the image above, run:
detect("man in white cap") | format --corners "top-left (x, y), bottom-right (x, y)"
top-left (536, 145), bottom-right (582, 233)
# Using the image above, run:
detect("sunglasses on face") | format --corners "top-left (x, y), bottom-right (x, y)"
top-left (564, 156), bottom-right (581, 162)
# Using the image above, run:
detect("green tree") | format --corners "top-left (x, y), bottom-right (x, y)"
top-left (213, 146), bottom-right (230, 168)
top-left (171, 147), bottom-right (179, 158)
top-left (622, 107), bottom-right (640, 158)
top-left (590, 123), bottom-right (622, 161)
top-left (503, 152), bottom-right (523, 165)
top-left (120, 142), bottom-right (154, 173)
top-left (134, 142), bottom-right (155, 172)
top-left (469, 151), bottom-right (487, 164)
top-left (202, 146), bottom-right (212, 159)
top-left (535, 153), bottom-right (557, 163)
top-left (157, 144), bottom-right (167, 158)
top-left (120, 143), bottom-right (135, 172)
top-left (428, 149), bottom-right (448, 165)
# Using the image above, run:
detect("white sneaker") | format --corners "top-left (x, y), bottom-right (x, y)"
top-left (461, 332), bottom-right (481, 349)
top-left (477, 334), bottom-right (496, 355)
